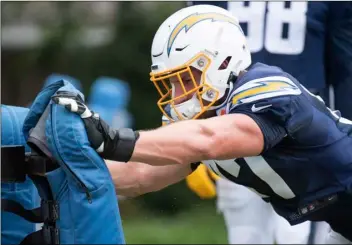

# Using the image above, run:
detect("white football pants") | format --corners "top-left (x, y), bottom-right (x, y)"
top-left (324, 229), bottom-right (352, 244)
top-left (216, 178), bottom-right (311, 244)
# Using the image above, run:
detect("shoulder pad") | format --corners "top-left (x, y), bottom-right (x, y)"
top-left (230, 76), bottom-right (301, 109)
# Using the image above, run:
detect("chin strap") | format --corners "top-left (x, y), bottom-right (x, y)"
top-left (170, 93), bottom-right (202, 120)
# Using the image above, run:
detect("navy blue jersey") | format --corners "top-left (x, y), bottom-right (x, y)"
top-left (191, 1), bottom-right (352, 90)
top-left (203, 63), bottom-right (352, 238)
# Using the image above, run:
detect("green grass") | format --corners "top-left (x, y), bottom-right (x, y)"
top-left (121, 204), bottom-right (228, 244)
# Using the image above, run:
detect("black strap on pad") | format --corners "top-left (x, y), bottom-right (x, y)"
top-left (1, 146), bottom-right (27, 182)
top-left (1, 145), bottom-right (60, 244)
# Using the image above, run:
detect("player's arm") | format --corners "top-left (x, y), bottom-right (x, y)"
top-left (106, 160), bottom-right (195, 197)
top-left (131, 113), bottom-right (264, 165)
top-left (51, 91), bottom-right (278, 165)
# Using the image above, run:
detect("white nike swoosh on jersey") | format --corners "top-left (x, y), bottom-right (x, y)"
top-left (251, 104), bottom-right (272, 112)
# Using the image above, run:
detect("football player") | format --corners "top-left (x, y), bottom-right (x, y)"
top-left (186, 1), bottom-right (352, 244)
top-left (53, 5), bottom-right (352, 244)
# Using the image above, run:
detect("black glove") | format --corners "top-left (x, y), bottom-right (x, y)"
top-left (51, 91), bottom-right (139, 162)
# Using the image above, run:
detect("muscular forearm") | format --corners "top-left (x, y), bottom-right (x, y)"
top-left (130, 114), bottom-right (263, 165)
top-left (137, 162), bottom-right (192, 193)
top-left (106, 160), bottom-right (141, 197)
top-left (106, 160), bottom-right (192, 197)
top-left (131, 120), bottom-right (214, 165)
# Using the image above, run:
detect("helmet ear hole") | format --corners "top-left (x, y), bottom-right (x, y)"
top-left (218, 56), bottom-right (232, 70)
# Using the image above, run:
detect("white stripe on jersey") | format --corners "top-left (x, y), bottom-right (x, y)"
top-left (229, 76), bottom-right (302, 110)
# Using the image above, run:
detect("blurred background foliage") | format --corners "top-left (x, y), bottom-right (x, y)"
top-left (1, 2), bottom-right (226, 243)
top-left (2, 1), bottom-right (179, 130)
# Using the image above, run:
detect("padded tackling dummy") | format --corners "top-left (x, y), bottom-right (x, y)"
top-left (1, 105), bottom-right (40, 245)
top-left (44, 74), bottom-right (83, 92)
top-left (22, 80), bottom-right (125, 244)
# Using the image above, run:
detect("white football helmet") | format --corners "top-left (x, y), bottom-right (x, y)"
top-left (150, 4), bottom-right (251, 121)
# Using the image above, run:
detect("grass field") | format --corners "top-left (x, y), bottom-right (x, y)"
top-left (121, 202), bottom-right (228, 244)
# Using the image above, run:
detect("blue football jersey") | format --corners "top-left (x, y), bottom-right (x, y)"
top-left (203, 62), bottom-right (352, 239)
top-left (190, 1), bottom-right (352, 90)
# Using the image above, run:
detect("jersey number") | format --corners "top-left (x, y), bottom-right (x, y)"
top-left (228, 2), bottom-right (308, 55)
top-left (208, 156), bottom-right (296, 199)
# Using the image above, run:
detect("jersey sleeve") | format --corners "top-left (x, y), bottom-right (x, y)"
top-left (325, 2), bottom-right (352, 87)
top-left (228, 76), bottom-right (310, 152)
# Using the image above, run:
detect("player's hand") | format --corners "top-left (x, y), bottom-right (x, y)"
top-left (51, 91), bottom-right (138, 162)
top-left (186, 163), bottom-right (220, 199)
